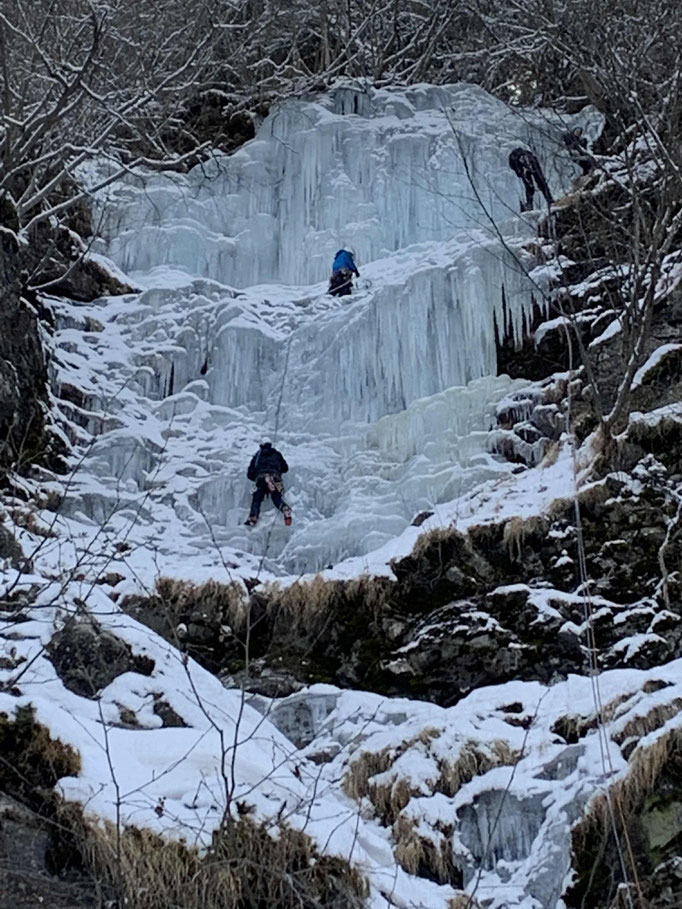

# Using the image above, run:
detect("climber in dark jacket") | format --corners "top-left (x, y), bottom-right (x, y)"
top-left (508, 147), bottom-right (554, 212)
top-left (245, 441), bottom-right (292, 526)
top-left (562, 126), bottom-right (593, 176)
top-left (329, 248), bottom-right (360, 297)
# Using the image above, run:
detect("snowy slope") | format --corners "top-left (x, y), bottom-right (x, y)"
top-left (3, 567), bottom-right (682, 909)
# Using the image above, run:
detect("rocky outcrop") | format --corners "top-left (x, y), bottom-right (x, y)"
top-left (47, 617), bottom-right (155, 699)
top-left (0, 232), bottom-right (51, 476)
top-left (121, 449), bottom-right (682, 705)
top-left (0, 207), bottom-right (137, 480)
top-left (567, 727), bottom-right (682, 908)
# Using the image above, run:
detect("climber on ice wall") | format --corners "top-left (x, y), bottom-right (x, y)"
top-left (508, 147), bottom-right (554, 212)
top-left (244, 441), bottom-right (292, 527)
top-left (329, 248), bottom-right (360, 296)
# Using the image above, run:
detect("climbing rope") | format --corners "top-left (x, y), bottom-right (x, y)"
top-left (254, 326), bottom-right (296, 581)
top-left (560, 305), bottom-right (644, 909)
top-left (272, 328), bottom-right (295, 446)
top-left (445, 117), bottom-right (643, 904)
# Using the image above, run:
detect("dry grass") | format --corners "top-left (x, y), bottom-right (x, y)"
top-left (345, 734), bottom-right (518, 823)
top-left (502, 515), bottom-right (549, 562)
top-left (546, 467), bottom-right (627, 519)
top-left (449, 895), bottom-right (482, 909)
top-left (0, 704), bottom-right (81, 803)
top-left (0, 706), bottom-right (368, 908)
top-left (393, 814), bottom-right (459, 885)
top-left (132, 576), bottom-right (250, 639)
top-left (438, 740), bottom-right (520, 798)
top-left (572, 726), bottom-right (682, 894)
top-left (265, 573), bottom-right (394, 633)
top-left (613, 698), bottom-right (682, 746)
top-left (553, 692), bottom-right (638, 744)
top-left (617, 726), bottom-right (682, 815)
top-left (37, 488), bottom-right (64, 513)
top-left (345, 732), bottom-right (518, 886)
top-left (9, 506), bottom-right (56, 538)
top-left (546, 495), bottom-right (575, 523)
top-left (71, 814), bottom-right (369, 909)
top-left (410, 526), bottom-right (460, 560)
top-left (370, 776), bottom-right (414, 827)
top-left (343, 748), bottom-right (396, 802)
top-left (541, 439), bottom-right (561, 467)
top-left (389, 739), bottom-right (519, 883)
top-left (343, 728), bottom-right (520, 882)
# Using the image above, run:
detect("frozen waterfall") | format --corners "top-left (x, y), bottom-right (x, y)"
top-left (96, 82), bottom-right (582, 289)
top-left (54, 83), bottom-right (588, 576)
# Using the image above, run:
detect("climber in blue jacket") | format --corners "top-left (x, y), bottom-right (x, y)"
top-left (329, 248), bottom-right (360, 296)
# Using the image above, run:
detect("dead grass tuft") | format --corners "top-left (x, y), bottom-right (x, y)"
top-left (9, 507), bottom-right (56, 538)
top-left (411, 526), bottom-right (459, 560)
top-left (71, 813), bottom-right (369, 909)
top-left (0, 705), bottom-right (368, 907)
top-left (343, 748), bottom-right (395, 802)
top-left (613, 698), bottom-right (682, 746)
top-left (265, 573), bottom-right (394, 634)
top-left (393, 814), bottom-right (460, 886)
top-left (503, 515), bottom-right (549, 563)
top-left (158, 576), bottom-right (249, 632)
top-left (122, 576), bottom-right (249, 645)
top-left (344, 728), bottom-right (442, 825)
top-left (569, 726), bottom-right (682, 907)
top-left (449, 895), bottom-right (482, 909)
top-left (370, 776), bottom-right (414, 827)
top-left (541, 439), bottom-right (561, 467)
top-left (390, 739), bottom-right (517, 890)
top-left (437, 739), bottom-right (521, 798)
top-left (546, 495), bottom-right (574, 523)
top-left (346, 734), bottom-right (517, 821)
top-left (553, 692), bottom-right (637, 744)
top-left (0, 704), bottom-right (81, 804)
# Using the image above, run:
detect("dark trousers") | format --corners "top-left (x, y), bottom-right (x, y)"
top-left (519, 167), bottom-right (553, 210)
top-left (249, 476), bottom-right (288, 518)
top-left (329, 267), bottom-right (353, 296)
top-left (576, 156), bottom-right (593, 176)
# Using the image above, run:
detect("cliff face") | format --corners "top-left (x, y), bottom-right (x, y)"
top-left (0, 232), bottom-right (50, 477)
top-left (0, 216), bottom-right (134, 483)
top-left (1, 84), bottom-right (682, 909)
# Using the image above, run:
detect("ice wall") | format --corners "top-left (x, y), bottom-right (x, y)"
top-left (96, 83), bottom-right (583, 288)
top-left (54, 82), bottom-right (581, 574)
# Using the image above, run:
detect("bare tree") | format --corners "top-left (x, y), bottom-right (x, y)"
top-left (0, 0), bottom-right (221, 236)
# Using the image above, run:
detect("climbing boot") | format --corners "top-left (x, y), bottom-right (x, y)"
top-left (244, 515), bottom-right (258, 527)
top-left (283, 507), bottom-right (292, 527)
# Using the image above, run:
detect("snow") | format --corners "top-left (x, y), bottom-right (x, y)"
top-left (4, 584), bottom-right (682, 909)
top-left (0, 83), bottom-right (623, 908)
top-left (631, 343), bottom-right (682, 388)
top-left (628, 401), bottom-right (682, 428)
top-left (589, 317), bottom-right (621, 347)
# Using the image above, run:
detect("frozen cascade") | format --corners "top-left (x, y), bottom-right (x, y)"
top-left (54, 83), bottom-right (590, 574)
top-left (95, 82), bottom-right (586, 288)
top-left (458, 791), bottom-right (547, 880)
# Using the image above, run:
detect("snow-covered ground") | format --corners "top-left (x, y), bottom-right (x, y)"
top-left (3, 564), bottom-right (682, 908)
